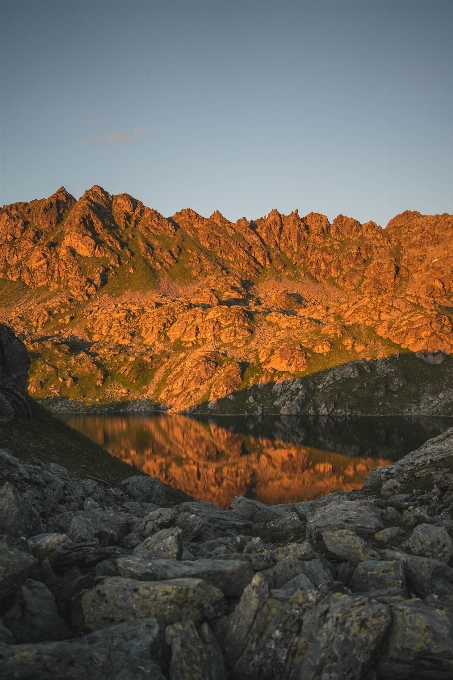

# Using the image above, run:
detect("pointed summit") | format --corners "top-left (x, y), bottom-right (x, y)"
top-left (82, 185), bottom-right (112, 206)
top-left (51, 186), bottom-right (75, 202)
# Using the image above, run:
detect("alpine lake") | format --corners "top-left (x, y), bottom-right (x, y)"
top-left (57, 414), bottom-right (453, 508)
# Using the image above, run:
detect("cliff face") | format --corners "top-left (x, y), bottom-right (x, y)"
top-left (1, 186), bottom-right (453, 413)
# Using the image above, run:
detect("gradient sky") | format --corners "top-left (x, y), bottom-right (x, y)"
top-left (1, 0), bottom-right (452, 226)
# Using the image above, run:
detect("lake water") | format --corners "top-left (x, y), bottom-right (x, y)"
top-left (60, 414), bottom-right (453, 508)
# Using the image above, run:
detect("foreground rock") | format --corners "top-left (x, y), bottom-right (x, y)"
top-left (3, 429), bottom-right (453, 677)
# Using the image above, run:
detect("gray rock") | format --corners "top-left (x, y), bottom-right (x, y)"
top-left (273, 541), bottom-right (317, 562)
top-left (27, 533), bottom-right (70, 554)
top-left (28, 556), bottom-right (59, 588)
top-left (381, 479), bottom-right (402, 497)
top-left (299, 558), bottom-right (334, 587)
top-left (374, 526), bottom-right (405, 545)
top-left (270, 557), bottom-right (308, 590)
top-left (228, 588), bottom-right (319, 679)
top-left (230, 496), bottom-right (298, 524)
top-left (0, 450), bottom-right (26, 483)
top-left (117, 556), bottom-right (254, 598)
top-left (349, 560), bottom-right (406, 597)
top-left (52, 543), bottom-right (117, 571)
top-left (322, 529), bottom-right (380, 564)
top-left (271, 572), bottom-right (315, 600)
top-left (135, 506), bottom-right (178, 538)
top-left (307, 499), bottom-right (383, 539)
top-left (82, 618), bottom-right (164, 664)
top-left (377, 599), bottom-right (453, 679)
top-left (294, 593), bottom-right (392, 680)
top-left (175, 512), bottom-right (206, 540)
top-left (177, 502), bottom-right (252, 537)
top-left (335, 561), bottom-right (356, 586)
top-left (94, 558), bottom-right (118, 578)
top-left (381, 505), bottom-right (403, 526)
top-left (133, 527), bottom-right (183, 560)
top-left (82, 576), bottom-right (225, 630)
top-left (0, 540), bottom-right (36, 600)
top-left (0, 621), bottom-right (15, 644)
top-left (3, 579), bottom-right (71, 643)
top-left (67, 509), bottom-right (133, 546)
top-left (118, 531), bottom-right (141, 549)
top-left (214, 572), bottom-right (270, 668)
top-left (363, 427), bottom-right (453, 491)
top-left (0, 482), bottom-right (42, 538)
top-left (119, 475), bottom-right (166, 505)
top-left (166, 619), bottom-right (227, 680)
top-left (405, 523), bottom-right (453, 563)
top-left (0, 639), bottom-right (166, 679)
top-left (381, 548), bottom-right (453, 599)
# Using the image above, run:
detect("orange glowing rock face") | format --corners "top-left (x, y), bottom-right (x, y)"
top-left (65, 414), bottom-right (390, 508)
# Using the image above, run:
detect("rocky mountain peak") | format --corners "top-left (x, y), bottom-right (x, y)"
top-left (1, 186), bottom-right (453, 413)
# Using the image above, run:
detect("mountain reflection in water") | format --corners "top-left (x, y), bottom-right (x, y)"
top-left (61, 414), bottom-right (453, 508)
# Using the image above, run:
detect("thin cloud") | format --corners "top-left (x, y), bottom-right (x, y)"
top-left (106, 127), bottom-right (145, 145)
top-left (83, 128), bottom-right (145, 145)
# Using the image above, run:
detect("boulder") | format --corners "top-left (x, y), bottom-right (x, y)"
top-left (0, 540), bottom-right (36, 600)
top-left (81, 576), bottom-right (225, 630)
top-left (405, 523), bottom-right (453, 563)
top-left (119, 476), bottom-right (166, 505)
top-left (0, 482), bottom-right (42, 538)
top-left (166, 620), bottom-right (227, 680)
top-left (52, 543), bottom-right (117, 571)
top-left (67, 509), bottom-right (133, 546)
top-left (135, 507), bottom-right (178, 538)
top-left (2, 578), bottom-right (71, 643)
top-left (322, 529), bottom-right (380, 564)
top-left (299, 558), bottom-right (334, 587)
top-left (377, 600), bottom-right (453, 679)
top-left (349, 560), bottom-right (406, 597)
top-left (175, 512), bottom-right (207, 541)
top-left (230, 496), bottom-right (297, 524)
top-left (228, 589), bottom-right (318, 679)
top-left (0, 621), bottom-right (15, 644)
top-left (271, 556), bottom-right (332, 590)
top-left (116, 557), bottom-right (254, 598)
top-left (293, 593), bottom-right (392, 680)
top-left (381, 548), bottom-right (453, 599)
top-left (374, 526), bottom-right (405, 545)
top-left (271, 572), bottom-right (315, 600)
top-left (214, 572), bottom-right (270, 668)
top-left (133, 527), bottom-right (183, 560)
top-left (27, 533), bottom-right (70, 554)
top-left (176, 502), bottom-right (252, 537)
top-left (0, 639), bottom-right (166, 679)
top-left (306, 500), bottom-right (383, 539)
top-left (0, 450), bottom-right (26, 485)
top-left (82, 618), bottom-right (165, 666)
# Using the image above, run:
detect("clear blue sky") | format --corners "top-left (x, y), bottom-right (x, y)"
top-left (1, 0), bottom-right (452, 226)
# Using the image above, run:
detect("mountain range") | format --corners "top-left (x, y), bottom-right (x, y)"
top-left (1, 185), bottom-right (453, 414)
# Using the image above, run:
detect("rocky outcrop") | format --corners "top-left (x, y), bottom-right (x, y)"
top-left (0, 325), bottom-right (31, 423)
top-left (0, 188), bottom-right (453, 413)
top-left (2, 429), bottom-right (453, 677)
